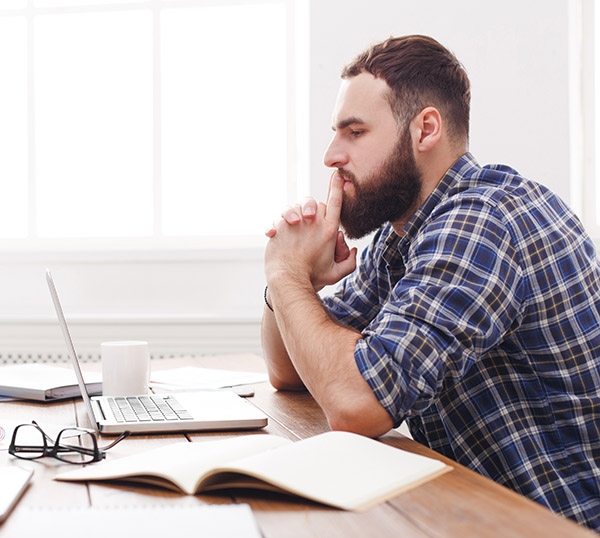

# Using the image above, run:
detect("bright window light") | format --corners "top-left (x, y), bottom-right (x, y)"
top-left (0, 16), bottom-right (27, 238)
top-left (34, 0), bottom-right (147, 6)
top-left (0, 1), bottom-right (26, 9)
top-left (35, 11), bottom-right (154, 238)
top-left (0, 0), bottom-right (290, 241)
top-left (160, 4), bottom-right (287, 237)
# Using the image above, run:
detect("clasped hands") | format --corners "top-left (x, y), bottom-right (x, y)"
top-left (265, 172), bottom-right (358, 291)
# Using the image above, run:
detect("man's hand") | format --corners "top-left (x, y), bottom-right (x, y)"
top-left (262, 174), bottom-right (394, 438)
top-left (265, 173), bottom-right (357, 290)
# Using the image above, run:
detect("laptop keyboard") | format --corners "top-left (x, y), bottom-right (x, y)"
top-left (108, 395), bottom-right (193, 423)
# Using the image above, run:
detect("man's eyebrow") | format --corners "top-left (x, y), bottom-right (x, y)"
top-left (332, 116), bottom-right (366, 131)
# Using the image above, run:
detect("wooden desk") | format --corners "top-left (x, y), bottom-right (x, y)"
top-left (0, 355), bottom-right (595, 537)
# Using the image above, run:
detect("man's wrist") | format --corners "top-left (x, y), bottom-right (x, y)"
top-left (264, 275), bottom-right (320, 314)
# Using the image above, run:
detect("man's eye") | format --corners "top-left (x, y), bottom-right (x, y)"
top-left (350, 130), bottom-right (364, 137)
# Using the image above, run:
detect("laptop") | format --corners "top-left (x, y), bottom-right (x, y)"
top-left (46, 270), bottom-right (268, 435)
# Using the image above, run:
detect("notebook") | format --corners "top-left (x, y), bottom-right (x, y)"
top-left (0, 363), bottom-right (102, 402)
top-left (46, 270), bottom-right (268, 435)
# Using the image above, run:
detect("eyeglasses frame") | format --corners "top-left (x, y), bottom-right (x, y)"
top-left (8, 421), bottom-right (129, 464)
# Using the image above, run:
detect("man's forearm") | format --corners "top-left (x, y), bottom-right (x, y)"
top-left (266, 275), bottom-right (393, 437)
top-left (261, 297), bottom-right (306, 390)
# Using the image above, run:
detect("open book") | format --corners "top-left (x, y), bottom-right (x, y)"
top-left (56, 431), bottom-right (451, 511)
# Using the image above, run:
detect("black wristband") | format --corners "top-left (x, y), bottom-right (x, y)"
top-left (264, 286), bottom-right (274, 312)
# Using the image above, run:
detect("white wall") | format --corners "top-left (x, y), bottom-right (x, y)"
top-left (308, 0), bottom-right (572, 203)
top-left (0, 0), bottom-right (576, 359)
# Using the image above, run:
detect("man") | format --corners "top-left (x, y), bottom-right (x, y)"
top-left (262, 35), bottom-right (600, 531)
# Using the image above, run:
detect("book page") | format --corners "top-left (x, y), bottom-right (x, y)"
top-left (200, 431), bottom-right (451, 511)
top-left (57, 431), bottom-right (451, 510)
top-left (56, 435), bottom-right (291, 494)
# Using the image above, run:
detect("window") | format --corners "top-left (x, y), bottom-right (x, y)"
top-left (0, 0), bottom-right (295, 247)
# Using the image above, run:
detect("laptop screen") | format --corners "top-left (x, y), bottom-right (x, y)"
top-left (46, 270), bottom-right (100, 431)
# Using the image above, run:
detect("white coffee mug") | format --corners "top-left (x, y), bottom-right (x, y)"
top-left (101, 340), bottom-right (150, 396)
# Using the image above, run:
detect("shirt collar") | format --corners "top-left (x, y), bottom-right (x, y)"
top-left (396, 152), bottom-right (480, 252)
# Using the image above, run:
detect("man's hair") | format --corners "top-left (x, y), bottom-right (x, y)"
top-left (342, 35), bottom-right (471, 145)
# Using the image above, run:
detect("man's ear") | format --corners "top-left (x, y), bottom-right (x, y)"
top-left (411, 106), bottom-right (442, 153)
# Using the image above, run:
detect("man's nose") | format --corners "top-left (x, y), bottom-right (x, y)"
top-left (323, 137), bottom-right (349, 169)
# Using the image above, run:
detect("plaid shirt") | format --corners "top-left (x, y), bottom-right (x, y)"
top-left (323, 153), bottom-right (600, 531)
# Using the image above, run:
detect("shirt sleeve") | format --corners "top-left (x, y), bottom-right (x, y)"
top-left (322, 226), bottom-right (393, 330)
top-left (333, 198), bottom-right (525, 426)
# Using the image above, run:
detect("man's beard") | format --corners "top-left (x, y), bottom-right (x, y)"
top-left (339, 133), bottom-right (422, 240)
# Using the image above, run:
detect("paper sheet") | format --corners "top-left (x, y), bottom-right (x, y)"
top-left (150, 367), bottom-right (267, 391)
top-left (0, 504), bottom-right (263, 538)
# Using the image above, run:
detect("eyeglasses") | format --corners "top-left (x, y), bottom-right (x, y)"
top-left (9, 421), bottom-right (130, 464)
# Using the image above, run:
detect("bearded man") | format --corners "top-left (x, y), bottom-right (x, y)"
top-left (262, 35), bottom-right (600, 532)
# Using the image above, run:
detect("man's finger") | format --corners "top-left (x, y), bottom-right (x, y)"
top-left (334, 230), bottom-right (351, 262)
top-left (302, 197), bottom-right (317, 218)
top-left (281, 205), bottom-right (301, 224)
top-left (325, 172), bottom-right (344, 224)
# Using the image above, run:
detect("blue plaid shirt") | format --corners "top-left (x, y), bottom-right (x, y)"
top-left (323, 153), bottom-right (600, 531)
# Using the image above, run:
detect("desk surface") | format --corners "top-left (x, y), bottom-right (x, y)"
top-left (0, 354), bottom-right (595, 537)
